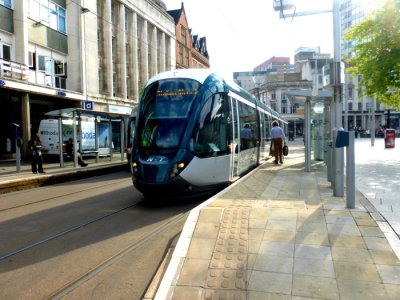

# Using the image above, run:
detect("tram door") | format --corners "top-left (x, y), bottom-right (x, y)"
top-left (230, 97), bottom-right (240, 180)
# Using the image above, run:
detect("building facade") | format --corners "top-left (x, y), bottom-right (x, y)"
top-left (254, 56), bottom-right (292, 73)
top-left (248, 49), bottom-right (332, 136)
top-left (0, 0), bottom-right (176, 159)
top-left (233, 70), bottom-right (272, 92)
top-left (234, 56), bottom-right (293, 96)
top-left (167, 3), bottom-right (209, 69)
top-left (340, 0), bottom-right (392, 131)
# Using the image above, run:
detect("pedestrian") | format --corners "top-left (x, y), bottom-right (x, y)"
top-left (289, 130), bottom-right (294, 141)
top-left (270, 120), bottom-right (287, 164)
top-left (28, 133), bottom-right (45, 174)
top-left (240, 124), bottom-right (252, 149)
top-left (354, 126), bottom-right (359, 138)
top-left (65, 138), bottom-right (88, 167)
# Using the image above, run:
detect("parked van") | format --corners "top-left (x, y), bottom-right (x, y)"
top-left (38, 119), bottom-right (96, 155)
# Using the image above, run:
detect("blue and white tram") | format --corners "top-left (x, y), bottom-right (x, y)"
top-left (131, 69), bottom-right (287, 198)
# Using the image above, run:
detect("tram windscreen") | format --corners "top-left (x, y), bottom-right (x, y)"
top-left (138, 79), bottom-right (200, 151)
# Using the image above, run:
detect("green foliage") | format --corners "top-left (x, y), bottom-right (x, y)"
top-left (344, 1), bottom-right (400, 109)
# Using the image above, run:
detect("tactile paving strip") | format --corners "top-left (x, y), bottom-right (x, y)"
top-left (202, 289), bottom-right (246, 300)
top-left (214, 238), bottom-right (248, 254)
top-left (203, 206), bottom-right (250, 297)
top-left (210, 253), bottom-right (247, 269)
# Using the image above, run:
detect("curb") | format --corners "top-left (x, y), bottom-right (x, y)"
top-left (0, 163), bottom-right (127, 194)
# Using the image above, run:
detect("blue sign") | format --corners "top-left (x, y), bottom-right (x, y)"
top-left (0, 80), bottom-right (6, 86)
top-left (335, 131), bottom-right (349, 148)
top-left (57, 91), bottom-right (66, 96)
top-left (83, 101), bottom-right (94, 110)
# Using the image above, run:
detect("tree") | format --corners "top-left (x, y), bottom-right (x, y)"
top-left (345, 1), bottom-right (400, 109)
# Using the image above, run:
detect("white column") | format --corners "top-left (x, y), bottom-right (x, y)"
top-left (142, 20), bottom-right (149, 84)
top-left (13, 0), bottom-right (28, 65)
top-left (81, 1), bottom-right (88, 97)
top-left (131, 12), bottom-right (139, 101)
top-left (119, 4), bottom-right (127, 99)
top-left (104, 0), bottom-right (113, 96)
top-left (166, 35), bottom-right (174, 71)
top-left (160, 32), bottom-right (166, 73)
top-left (151, 26), bottom-right (158, 76)
top-left (14, 1), bottom-right (29, 157)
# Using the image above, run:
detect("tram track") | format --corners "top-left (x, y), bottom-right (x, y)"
top-left (0, 176), bottom-right (132, 212)
top-left (1, 172), bottom-right (198, 299)
top-left (44, 211), bottom-right (189, 300)
top-left (0, 201), bottom-right (138, 261)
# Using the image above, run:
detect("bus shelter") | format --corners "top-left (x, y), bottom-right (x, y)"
top-left (45, 108), bottom-right (131, 168)
top-left (287, 89), bottom-right (333, 173)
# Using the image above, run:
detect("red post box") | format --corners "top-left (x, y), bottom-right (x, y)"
top-left (384, 129), bottom-right (395, 148)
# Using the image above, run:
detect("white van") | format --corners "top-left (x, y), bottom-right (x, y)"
top-left (38, 119), bottom-right (96, 155)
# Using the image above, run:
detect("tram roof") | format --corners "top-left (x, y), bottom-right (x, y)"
top-left (146, 69), bottom-right (286, 122)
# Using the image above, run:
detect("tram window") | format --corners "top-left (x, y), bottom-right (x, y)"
top-left (238, 102), bottom-right (258, 150)
top-left (138, 79), bottom-right (200, 151)
top-left (189, 93), bottom-right (231, 157)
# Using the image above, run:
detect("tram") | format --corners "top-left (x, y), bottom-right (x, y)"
top-left (131, 69), bottom-right (287, 199)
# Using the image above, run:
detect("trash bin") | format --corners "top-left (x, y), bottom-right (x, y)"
top-left (384, 129), bottom-right (395, 148)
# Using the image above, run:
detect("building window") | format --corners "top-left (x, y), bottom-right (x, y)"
top-left (281, 101), bottom-right (287, 114)
top-left (291, 103), bottom-right (298, 114)
top-left (1, 43), bottom-right (11, 61)
top-left (185, 50), bottom-right (189, 67)
top-left (281, 89), bottom-right (287, 100)
top-left (180, 25), bottom-right (187, 46)
top-left (0, 0), bottom-right (12, 8)
top-left (358, 102), bottom-right (362, 111)
top-left (348, 87), bottom-right (353, 99)
top-left (179, 46), bottom-right (183, 65)
top-left (271, 90), bottom-right (276, 100)
top-left (34, 54), bottom-right (66, 89)
top-left (348, 102), bottom-right (353, 111)
top-left (28, 0), bottom-right (67, 34)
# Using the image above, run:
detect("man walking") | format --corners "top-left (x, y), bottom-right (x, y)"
top-left (270, 121), bottom-right (286, 164)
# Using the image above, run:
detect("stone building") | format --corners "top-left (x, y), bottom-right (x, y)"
top-left (0, 0), bottom-right (175, 158)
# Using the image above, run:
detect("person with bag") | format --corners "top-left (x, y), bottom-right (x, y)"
top-left (65, 138), bottom-right (88, 167)
top-left (270, 120), bottom-right (287, 164)
top-left (28, 133), bottom-right (45, 174)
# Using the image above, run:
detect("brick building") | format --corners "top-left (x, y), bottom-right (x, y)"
top-left (168, 3), bottom-right (209, 69)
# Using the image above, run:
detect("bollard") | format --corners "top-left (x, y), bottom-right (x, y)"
top-left (346, 131), bottom-right (355, 209)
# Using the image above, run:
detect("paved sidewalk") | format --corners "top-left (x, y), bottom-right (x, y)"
top-left (355, 138), bottom-right (400, 239)
top-left (155, 140), bottom-right (400, 300)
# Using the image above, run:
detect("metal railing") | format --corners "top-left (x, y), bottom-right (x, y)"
top-left (0, 59), bottom-right (29, 81)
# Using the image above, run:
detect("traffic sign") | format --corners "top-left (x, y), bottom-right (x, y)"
top-left (83, 101), bottom-right (94, 110)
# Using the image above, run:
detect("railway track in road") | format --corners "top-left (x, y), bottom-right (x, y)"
top-left (0, 172), bottom-right (199, 299)
top-left (0, 177), bottom-right (131, 212)
top-left (0, 201), bottom-right (138, 261)
top-left (43, 211), bottom-right (189, 300)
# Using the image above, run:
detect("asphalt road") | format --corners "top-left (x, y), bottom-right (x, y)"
top-left (0, 171), bottom-right (202, 300)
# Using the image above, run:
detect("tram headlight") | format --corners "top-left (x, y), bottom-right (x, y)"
top-left (132, 161), bottom-right (138, 174)
top-left (169, 161), bottom-right (187, 179)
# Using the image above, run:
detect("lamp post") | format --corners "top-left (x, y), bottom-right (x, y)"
top-left (273, 0), bottom-right (345, 197)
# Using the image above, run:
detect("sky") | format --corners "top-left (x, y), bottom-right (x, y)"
top-left (162, 0), bottom-right (334, 79)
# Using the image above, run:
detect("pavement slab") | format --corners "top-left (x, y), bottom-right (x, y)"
top-left (154, 140), bottom-right (400, 300)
